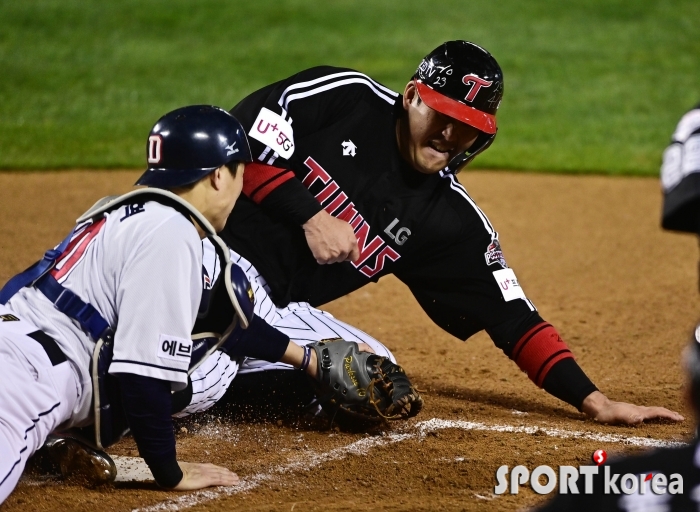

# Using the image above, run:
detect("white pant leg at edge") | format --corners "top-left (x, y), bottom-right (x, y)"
top-left (201, 241), bottom-right (396, 375)
top-left (0, 315), bottom-right (79, 504)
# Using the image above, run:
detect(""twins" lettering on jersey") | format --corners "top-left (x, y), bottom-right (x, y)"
top-left (301, 156), bottom-right (401, 278)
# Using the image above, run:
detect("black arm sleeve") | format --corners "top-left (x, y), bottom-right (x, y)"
top-left (412, 288), bottom-right (598, 409)
top-left (487, 310), bottom-right (598, 409)
top-left (397, 206), bottom-right (599, 409)
top-left (222, 314), bottom-right (290, 362)
top-left (171, 379), bottom-right (193, 414)
top-left (116, 373), bottom-right (183, 488)
top-left (542, 358), bottom-right (598, 410)
top-left (259, 177), bottom-right (322, 225)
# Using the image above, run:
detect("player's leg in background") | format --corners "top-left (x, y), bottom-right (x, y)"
top-left (200, 240), bottom-right (396, 367)
top-left (173, 349), bottom-right (239, 418)
top-left (214, 303), bottom-right (396, 421)
top-left (0, 326), bottom-right (79, 503)
top-left (203, 242), bottom-right (396, 420)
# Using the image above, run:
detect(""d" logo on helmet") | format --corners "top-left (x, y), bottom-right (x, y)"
top-left (148, 135), bottom-right (162, 164)
top-left (462, 74), bottom-right (493, 102)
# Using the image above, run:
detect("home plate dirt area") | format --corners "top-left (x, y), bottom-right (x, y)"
top-left (1, 170), bottom-right (697, 511)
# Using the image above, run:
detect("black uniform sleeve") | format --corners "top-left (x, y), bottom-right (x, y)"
top-left (250, 173), bottom-right (323, 225)
top-left (231, 66), bottom-right (393, 224)
top-left (395, 224), bottom-right (535, 353)
top-left (395, 194), bottom-right (596, 409)
top-left (231, 66), bottom-right (380, 161)
top-left (406, 272), bottom-right (596, 409)
top-left (116, 373), bottom-right (183, 488)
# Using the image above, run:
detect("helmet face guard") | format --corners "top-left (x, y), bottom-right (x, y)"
top-left (413, 41), bottom-right (503, 173)
top-left (445, 131), bottom-right (496, 174)
top-left (136, 105), bottom-right (253, 188)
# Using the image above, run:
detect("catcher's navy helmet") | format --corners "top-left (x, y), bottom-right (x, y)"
top-left (413, 41), bottom-right (504, 173)
top-left (136, 105), bottom-right (252, 188)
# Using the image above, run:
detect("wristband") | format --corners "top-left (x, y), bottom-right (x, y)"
top-left (300, 345), bottom-right (312, 372)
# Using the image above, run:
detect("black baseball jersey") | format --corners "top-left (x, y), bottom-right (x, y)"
top-left (224, 66), bottom-right (536, 347)
top-left (222, 66), bottom-right (597, 406)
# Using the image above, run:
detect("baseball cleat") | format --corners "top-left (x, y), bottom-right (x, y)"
top-left (45, 435), bottom-right (117, 485)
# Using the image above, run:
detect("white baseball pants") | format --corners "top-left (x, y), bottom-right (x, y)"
top-left (0, 305), bottom-right (79, 504)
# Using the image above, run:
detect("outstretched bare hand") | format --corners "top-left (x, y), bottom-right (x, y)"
top-left (581, 391), bottom-right (685, 425)
top-left (172, 461), bottom-right (239, 490)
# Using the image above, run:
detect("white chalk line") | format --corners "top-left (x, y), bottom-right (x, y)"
top-left (131, 418), bottom-right (687, 512)
top-left (414, 418), bottom-right (687, 449)
top-left (132, 433), bottom-right (411, 512)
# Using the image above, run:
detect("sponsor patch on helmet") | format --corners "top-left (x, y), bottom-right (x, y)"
top-left (485, 235), bottom-right (507, 267)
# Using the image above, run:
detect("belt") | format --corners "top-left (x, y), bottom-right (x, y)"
top-left (27, 330), bottom-right (67, 366)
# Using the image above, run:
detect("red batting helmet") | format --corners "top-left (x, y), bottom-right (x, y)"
top-left (413, 41), bottom-right (504, 173)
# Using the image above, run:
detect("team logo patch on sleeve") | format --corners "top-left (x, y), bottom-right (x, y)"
top-left (157, 334), bottom-right (193, 363)
top-left (493, 268), bottom-right (526, 302)
top-left (484, 235), bottom-right (507, 267)
top-left (249, 107), bottom-right (295, 159)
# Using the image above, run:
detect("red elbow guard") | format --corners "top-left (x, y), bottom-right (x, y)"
top-left (243, 162), bottom-right (295, 203)
top-left (511, 323), bottom-right (574, 387)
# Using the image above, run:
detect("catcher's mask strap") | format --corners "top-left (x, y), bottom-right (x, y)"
top-left (77, 188), bottom-right (218, 237)
top-left (35, 274), bottom-right (111, 341)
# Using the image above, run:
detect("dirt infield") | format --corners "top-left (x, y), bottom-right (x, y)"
top-left (1, 170), bottom-right (698, 511)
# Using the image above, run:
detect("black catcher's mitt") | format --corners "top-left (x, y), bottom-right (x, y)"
top-left (309, 338), bottom-right (423, 426)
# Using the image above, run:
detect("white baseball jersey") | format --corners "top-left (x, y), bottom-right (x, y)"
top-left (7, 201), bottom-right (202, 427)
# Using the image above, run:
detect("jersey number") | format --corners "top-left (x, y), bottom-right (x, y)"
top-left (50, 219), bottom-right (106, 281)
